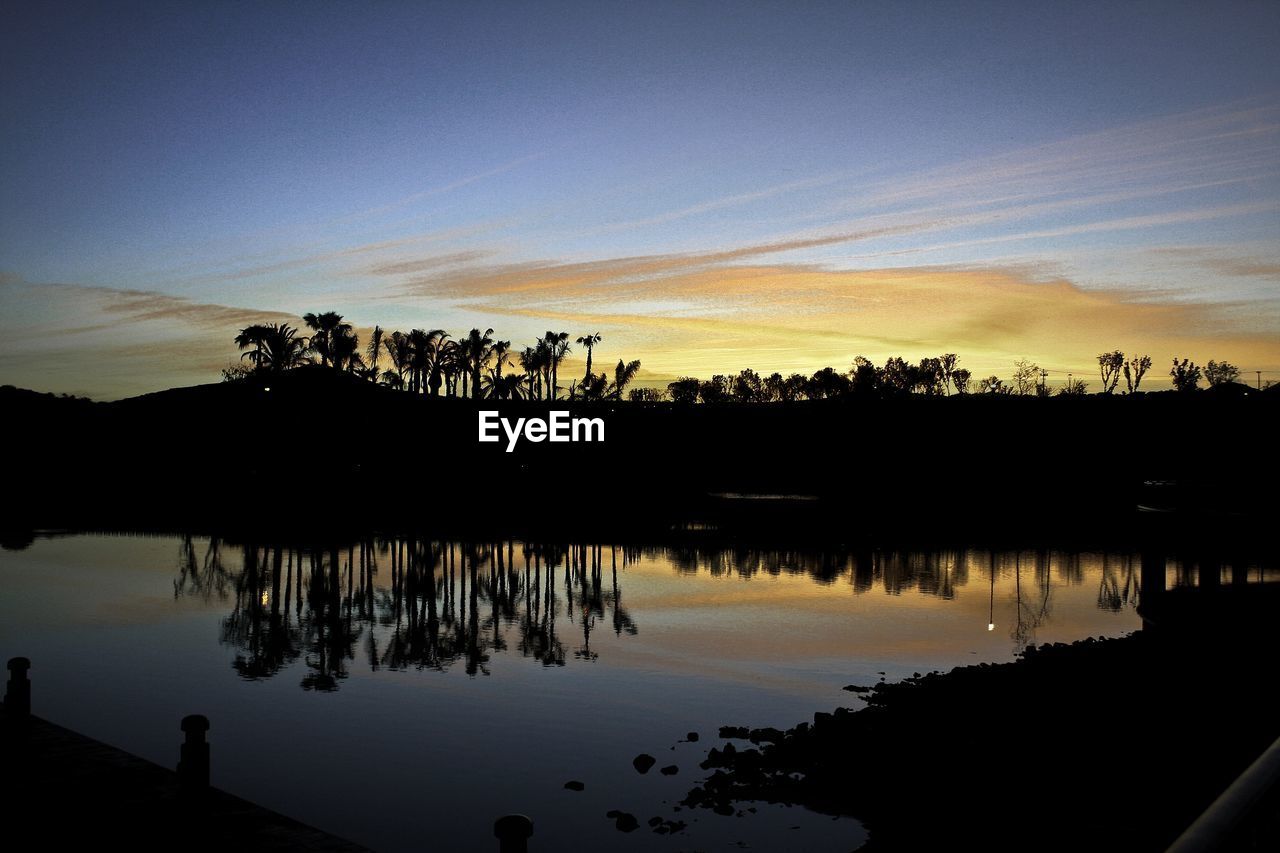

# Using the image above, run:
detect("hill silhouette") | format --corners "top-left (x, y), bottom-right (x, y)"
top-left (5, 370), bottom-right (1277, 543)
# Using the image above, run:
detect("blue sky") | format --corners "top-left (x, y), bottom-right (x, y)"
top-left (2, 1), bottom-right (1278, 397)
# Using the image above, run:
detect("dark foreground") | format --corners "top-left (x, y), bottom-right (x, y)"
top-left (0, 705), bottom-right (369, 852)
top-left (681, 583), bottom-right (1280, 852)
top-left (5, 372), bottom-right (1278, 542)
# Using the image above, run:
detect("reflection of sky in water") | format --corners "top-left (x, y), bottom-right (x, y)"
top-left (0, 534), bottom-right (1197, 852)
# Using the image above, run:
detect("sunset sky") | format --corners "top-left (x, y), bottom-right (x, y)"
top-left (2, 1), bottom-right (1278, 399)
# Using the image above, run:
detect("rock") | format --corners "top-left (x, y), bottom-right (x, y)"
top-left (719, 726), bottom-right (749, 739)
top-left (615, 813), bottom-right (639, 832)
top-left (648, 816), bottom-right (663, 827)
top-left (714, 802), bottom-right (735, 816)
top-left (660, 764), bottom-right (679, 775)
top-left (843, 684), bottom-right (871, 693)
top-left (563, 780), bottom-right (585, 791)
top-left (686, 731), bottom-right (700, 742)
top-left (633, 753), bottom-right (657, 774)
top-left (748, 726), bottom-right (784, 745)
top-left (606, 810), bottom-right (622, 819)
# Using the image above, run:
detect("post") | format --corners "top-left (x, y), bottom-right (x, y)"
top-left (178, 715), bottom-right (210, 792)
top-left (494, 814), bottom-right (533, 853)
top-left (5, 657), bottom-right (30, 717)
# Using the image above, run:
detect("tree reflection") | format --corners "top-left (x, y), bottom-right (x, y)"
top-left (174, 536), bottom-right (1166, 690)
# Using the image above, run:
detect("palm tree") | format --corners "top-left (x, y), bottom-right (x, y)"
top-left (576, 333), bottom-right (602, 388)
top-left (535, 338), bottom-right (552, 400)
top-left (431, 335), bottom-right (456, 397)
top-left (491, 339), bottom-right (511, 385)
top-left (302, 311), bottom-right (350, 369)
top-left (543, 331), bottom-right (570, 400)
top-left (483, 369), bottom-right (526, 400)
top-left (331, 325), bottom-right (362, 373)
top-left (519, 346), bottom-right (541, 400)
top-left (460, 328), bottom-right (494, 399)
top-left (365, 326), bottom-right (384, 382)
top-left (608, 359), bottom-right (641, 399)
top-left (259, 323), bottom-right (310, 373)
top-left (406, 329), bottom-right (432, 394)
top-left (383, 330), bottom-right (412, 391)
top-left (234, 324), bottom-right (271, 372)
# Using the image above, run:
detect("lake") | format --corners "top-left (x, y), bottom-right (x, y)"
top-left (0, 533), bottom-right (1161, 851)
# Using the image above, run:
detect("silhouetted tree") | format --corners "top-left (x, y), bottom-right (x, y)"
top-left (331, 325), bottom-right (363, 373)
top-left (880, 357), bottom-right (913, 395)
top-left (234, 324), bottom-right (271, 371)
top-left (234, 322), bottom-right (310, 374)
top-left (699, 374), bottom-right (731, 403)
top-left (1124, 355), bottom-right (1152, 393)
top-left (807, 366), bottom-right (851, 399)
top-left (916, 357), bottom-right (944, 395)
top-left (609, 359), bottom-right (641, 399)
top-left (383, 330), bottom-right (412, 390)
top-left (1058, 378), bottom-right (1088, 396)
top-left (668, 377), bottom-right (700, 404)
top-left (629, 388), bottom-right (663, 402)
top-left (1170, 358), bottom-right (1201, 392)
top-left (1097, 350), bottom-right (1124, 394)
top-left (303, 311), bottom-right (349, 369)
top-left (542, 331), bottom-right (571, 400)
top-left (761, 372), bottom-right (786, 402)
top-left (460, 327), bottom-right (495, 398)
top-left (848, 356), bottom-right (879, 395)
top-left (519, 346), bottom-right (542, 399)
top-left (365, 326), bottom-right (384, 382)
top-left (576, 332), bottom-right (601, 388)
top-left (1012, 359), bottom-right (1040, 395)
top-left (733, 368), bottom-right (765, 402)
top-left (1204, 359), bottom-right (1240, 386)
top-left (979, 375), bottom-right (1008, 394)
top-left (952, 368), bottom-right (971, 395)
top-left (939, 353), bottom-right (958, 394)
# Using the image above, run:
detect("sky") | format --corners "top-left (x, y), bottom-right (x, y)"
top-left (1, 0), bottom-right (1278, 399)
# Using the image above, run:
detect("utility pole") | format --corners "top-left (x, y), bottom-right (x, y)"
top-left (1257, 370), bottom-right (1263, 390)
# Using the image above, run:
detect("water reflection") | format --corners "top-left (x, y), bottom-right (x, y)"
top-left (169, 536), bottom-right (1278, 690)
top-left (176, 538), bottom-right (642, 689)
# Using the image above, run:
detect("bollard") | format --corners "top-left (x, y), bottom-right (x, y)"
top-left (5, 657), bottom-right (30, 717)
top-left (493, 814), bottom-right (533, 853)
top-left (178, 715), bottom-right (210, 792)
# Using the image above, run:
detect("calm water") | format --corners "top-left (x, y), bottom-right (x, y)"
top-left (1, 533), bottom-right (1168, 851)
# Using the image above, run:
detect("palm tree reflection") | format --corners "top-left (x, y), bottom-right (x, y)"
top-left (175, 537), bottom-right (1160, 690)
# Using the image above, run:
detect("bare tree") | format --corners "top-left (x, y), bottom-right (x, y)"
top-left (1012, 359), bottom-right (1040, 395)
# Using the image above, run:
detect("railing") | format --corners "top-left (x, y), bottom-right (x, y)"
top-left (1166, 734), bottom-right (1280, 853)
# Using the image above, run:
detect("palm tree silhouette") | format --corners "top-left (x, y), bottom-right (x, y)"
top-left (365, 325), bottom-right (384, 382)
top-left (542, 331), bottom-right (571, 400)
top-left (234, 324), bottom-right (270, 371)
top-left (383, 330), bottom-right (412, 390)
top-left (236, 323), bottom-right (310, 373)
top-left (609, 359), bottom-right (641, 399)
top-left (576, 332), bottom-right (602, 388)
top-left (519, 346), bottom-right (541, 399)
top-left (259, 323), bottom-right (310, 373)
top-left (330, 325), bottom-right (363, 373)
top-left (460, 327), bottom-right (495, 399)
top-left (302, 311), bottom-right (349, 368)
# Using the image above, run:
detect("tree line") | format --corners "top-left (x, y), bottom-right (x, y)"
top-left (229, 313), bottom-right (640, 401)
top-left (228, 316), bottom-right (1258, 402)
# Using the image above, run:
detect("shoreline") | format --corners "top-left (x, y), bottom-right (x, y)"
top-left (679, 583), bottom-right (1280, 851)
